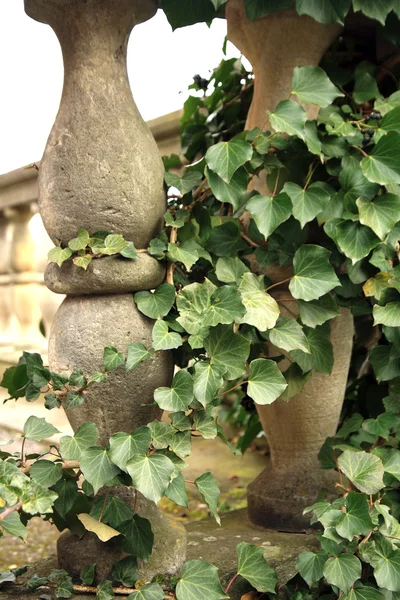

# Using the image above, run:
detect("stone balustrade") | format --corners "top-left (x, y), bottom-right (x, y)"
top-left (0, 110), bottom-right (181, 366)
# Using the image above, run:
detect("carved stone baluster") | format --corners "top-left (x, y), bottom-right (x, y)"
top-left (24, 0), bottom-right (186, 580)
top-left (226, 0), bottom-right (354, 531)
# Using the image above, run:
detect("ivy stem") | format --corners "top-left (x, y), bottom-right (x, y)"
top-left (265, 277), bottom-right (292, 292)
top-left (166, 227), bottom-right (178, 285)
top-left (304, 162), bottom-right (318, 190)
top-left (0, 501), bottom-right (22, 521)
top-left (98, 489), bottom-right (109, 522)
top-left (272, 169), bottom-right (280, 197)
top-left (217, 381), bottom-right (247, 397)
top-left (72, 584), bottom-right (139, 595)
top-left (240, 231), bottom-right (262, 248)
top-left (133, 489), bottom-right (138, 514)
top-left (20, 436), bottom-right (26, 466)
top-left (184, 479), bottom-right (195, 485)
top-left (351, 144), bottom-right (369, 158)
top-left (225, 572), bottom-right (239, 594)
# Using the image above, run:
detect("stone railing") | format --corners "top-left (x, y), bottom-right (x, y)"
top-left (0, 110), bottom-right (181, 365)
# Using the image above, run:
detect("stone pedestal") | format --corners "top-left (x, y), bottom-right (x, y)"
top-left (24, 0), bottom-right (186, 579)
top-left (226, 0), bottom-right (352, 530)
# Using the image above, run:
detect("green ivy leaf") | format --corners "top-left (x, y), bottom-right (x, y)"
top-left (112, 556), bottom-right (138, 587)
top-left (60, 422), bottom-right (99, 461)
top-left (68, 228), bottom-right (90, 251)
top-left (103, 346), bottom-right (124, 371)
top-left (20, 480), bottom-right (58, 515)
top-left (381, 105), bottom-right (400, 134)
top-left (334, 220), bottom-right (380, 264)
top-left (296, 551), bottom-right (328, 586)
top-left (1, 511), bottom-right (28, 540)
top-left (90, 495), bottom-right (133, 529)
top-left (373, 546), bottom-right (400, 591)
top-left (152, 320), bottom-right (182, 351)
top-left (291, 66), bottom-right (343, 107)
top-left (215, 257), bottom-right (249, 284)
top-left (30, 460), bottom-right (63, 488)
top-left (339, 156), bottom-right (379, 205)
top-left (283, 182), bottom-right (331, 229)
top-left (148, 422), bottom-right (175, 449)
top-left (370, 346), bottom-right (400, 382)
top-left (336, 492), bottom-right (374, 541)
top-left (96, 580), bottom-right (114, 600)
top-left (296, 0), bottom-right (351, 23)
top-left (269, 318), bottom-right (311, 354)
top-left (323, 554), bottom-right (362, 592)
top-left (53, 478), bottom-right (79, 519)
top-left (23, 416), bottom-right (60, 442)
top-left (167, 241), bottom-right (200, 270)
top-left (109, 427), bottom-right (152, 470)
top-left (373, 302), bottom-right (400, 327)
top-left (353, 0), bottom-right (394, 25)
top-left (338, 450), bottom-right (385, 494)
top-left (204, 324), bottom-right (250, 380)
top-left (80, 447), bottom-right (120, 494)
top-left (176, 560), bottom-right (228, 600)
top-left (247, 192), bottom-right (292, 240)
top-left (120, 241), bottom-right (138, 259)
top-left (247, 358), bottom-right (287, 405)
top-left (245, 0), bottom-right (293, 20)
top-left (269, 99), bottom-right (307, 139)
top-left (236, 541), bottom-right (277, 593)
top-left (170, 430), bottom-right (192, 458)
top-left (126, 343), bottom-right (153, 372)
top-left (48, 246), bottom-right (73, 267)
top-left (205, 166), bottom-right (248, 211)
top-left (298, 294), bottom-right (339, 328)
top-left (165, 473), bottom-right (188, 507)
top-left (102, 234), bottom-right (128, 256)
top-left (126, 454), bottom-right (175, 503)
top-left (154, 370), bottom-right (194, 412)
top-left (165, 170), bottom-right (203, 195)
top-left (80, 564), bottom-right (96, 586)
top-left (134, 284), bottom-right (176, 320)
top-left (195, 472), bottom-right (221, 525)
top-left (357, 194), bottom-right (400, 241)
top-left (193, 361), bottom-right (225, 407)
top-left (239, 273), bottom-right (280, 331)
top-left (290, 245), bottom-right (340, 301)
top-left (361, 132), bottom-right (400, 185)
top-left (341, 585), bottom-right (385, 600)
top-left (193, 411), bottom-right (218, 439)
top-left (162, 0), bottom-right (219, 30)
top-left (205, 140), bottom-right (253, 183)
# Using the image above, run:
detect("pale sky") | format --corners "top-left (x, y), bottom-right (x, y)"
top-left (0, 3), bottom-right (243, 175)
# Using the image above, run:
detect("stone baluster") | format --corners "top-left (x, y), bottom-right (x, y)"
top-left (0, 210), bottom-right (20, 356)
top-left (226, 0), bottom-right (354, 531)
top-left (24, 0), bottom-right (186, 581)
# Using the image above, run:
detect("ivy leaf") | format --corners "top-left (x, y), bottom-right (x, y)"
top-left (152, 320), bottom-right (182, 351)
top-left (195, 472), bottom-right (221, 525)
top-left (154, 370), bottom-right (194, 412)
top-left (206, 221), bottom-right (246, 257)
top-left (336, 492), bottom-right (374, 541)
top-left (68, 228), bottom-right (90, 251)
top-left (247, 358), bottom-right (287, 405)
top-left (361, 132), bottom-right (400, 185)
top-left (373, 302), bottom-right (400, 327)
top-left (298, 294), bottom-right (339, 328)
top-left (96, 580), bottom-right (114, 600)
top-left (205, 166), bottom-right (248, 211)
top-left (168, 241), bottom-right (199, 270)
top-left (370, 346), bottom-right (400, 382)
top-left (269, 318), bottom-right (311, 354)
top-left (60, 422), bottom-right (99, 461)
top-left (89, 495), bottom-right (133, 529)
top-left (1, 512), bottom-right (27, 540)
top-left (134, 284), bottom-right (176, 320)
top-left (236, 542), bottom-right (277, 593)
top-left (339, 156), bottom-right (379, 205)
top-left (357, 194), bottom-right (400, 241)
top-left (126, 454), bottom-right (174, 503)
top-left (269, 99), bottom-right (307, 139)
top-left (373, 547), bottom-right (400, 592)
top-left (176, 560), bottom-right (228, 600)
top-left (204, 324), bottom-right (250, 380)
top-left (193, 361), bottom-right (225, 407)
top-left (112, 556), bottom-right (138, 588)
top-left (165, 473), bottom-right (189, 507)
top-left (30, 460), bottom-right (63, 488)
top-left (205, 140), bottom-right (253, 183)
top-left (215, 257), bottom-right (249, 284)
top-left (281, 363), bottom-right (312, 400)
top-left (353, 0), bottom-right (394, 25)
top-left (109, 427), bottom-right (152, 470)
top-left (295, 0), bottom-right (351, 23)
top-left (334, 220), bottom-right (380, 264)
top-left (193, 411), bottom-right (218, 439)
top-left (247, 192), bottom-right (292, 240)
top-left (23, 416), bottom-right (60, 442)
top-left (20, 481), bottom-right (58, 515)
top-left (120, 241), bottom-right (138, 259)
top-left (48, 246), bottom-right (73, 267)
top-left (77, 513), bottom-right (121, 543)
top-left (296, 551), bottom-right (328, 586)
top-left (338, 450), bottom-right (384, 494)
top-left (239, 273), bottom-right (280, 331)
top-left (283, 182), bottom-right (331, 229)
top-left (80, 447), bottom-right (120, 494)
top-left (245, 0), bottom-right (293, 20)
top-left (148, 422), bottom-right (175, 449)
top-left (162, 0), bottom-right (219, 30)
top-left (381, 105), bottom-right (400, 134)
top-left (165, 170), bottom-right (202, 195)
top-left (133, 583), bottom-right (164, 600)
top-left (323, 554), bottom-right (362, 592)
top-left (290, 245), bottom-right (340, 301)
top-left (291, 66), bottom-right (343, 107)
top-left (53, 478), bottom-right (79, 519)
top-left (103, 346), bottom-right (124, 371)
top-left (126, 343), bottom-right (153, 372)
top-left (80, 564), bottom-right (96, 587)
top-left (102, 234), bottom-right (128, 255)
top-left (341, 585), bottom-right (385, 600)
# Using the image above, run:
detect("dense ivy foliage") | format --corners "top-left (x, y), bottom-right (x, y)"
top-left (3, 4), bottom-right (400, 599)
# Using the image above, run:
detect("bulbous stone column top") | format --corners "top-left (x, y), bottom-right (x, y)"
top-left (24, 0), bottom-right (166, 249)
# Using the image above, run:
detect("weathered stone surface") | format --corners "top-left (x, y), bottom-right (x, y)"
top-left (49, 293), bottom-right (172, 442)
top-left (45, 255), bottom-right (165, 295)
top-left (24, 0), bottom-right (165, 247)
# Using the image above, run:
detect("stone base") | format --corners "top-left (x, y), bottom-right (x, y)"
top-left (247, 465), bottom-right (339, 532)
